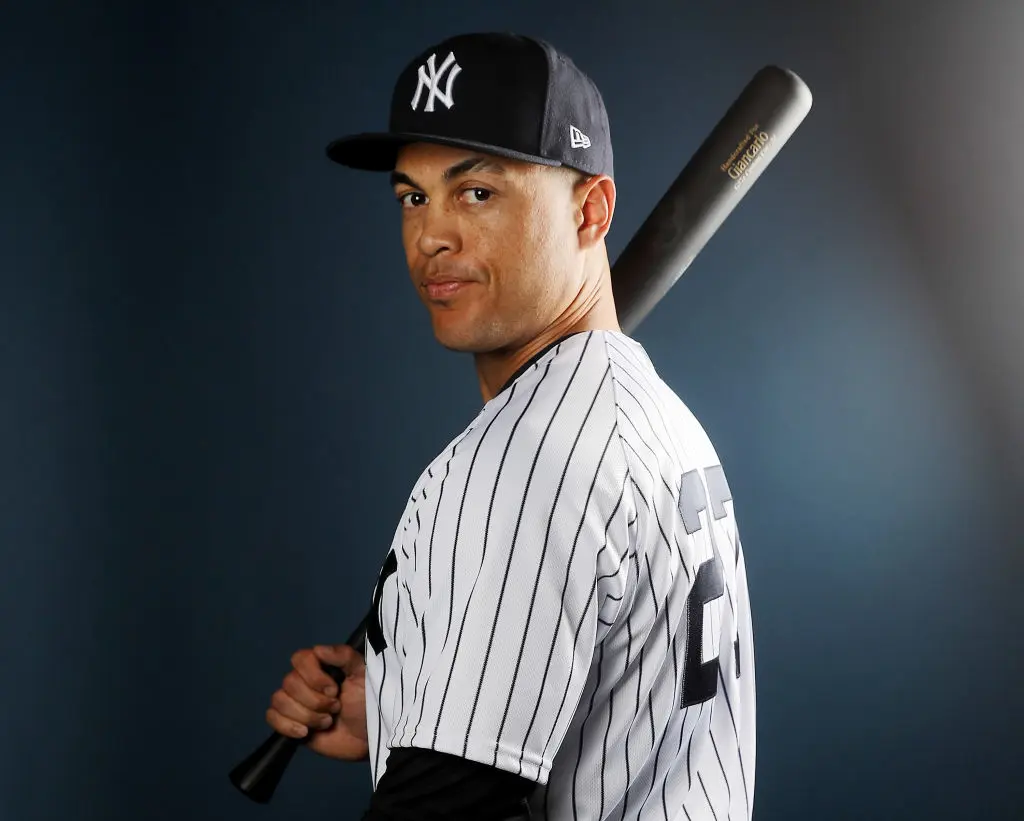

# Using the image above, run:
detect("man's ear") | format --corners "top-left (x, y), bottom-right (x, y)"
top-left (576, 175), bottom-right (616, 249)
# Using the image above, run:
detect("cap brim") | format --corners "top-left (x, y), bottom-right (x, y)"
top-left (325, 131), bottom-right (564, 171)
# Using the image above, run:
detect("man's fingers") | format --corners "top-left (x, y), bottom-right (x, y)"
top-left (265, 706), bottom-right (310, 739)
top-left (291, 648), bottom-right (343, 696)
top-left (270, 689), bottom-right (337, 731)
top-left (282, 670), bottom-right (341, 714)
top-left (313, 644), bottom-right (365, 678)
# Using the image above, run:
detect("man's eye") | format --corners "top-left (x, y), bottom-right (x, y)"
top-left (398, 192), bottom-right (426, 208)
top-left (463, 188), bottom-right (492, 203)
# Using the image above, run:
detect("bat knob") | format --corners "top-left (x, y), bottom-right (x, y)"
top-left (229, 731), bottom-right (301, 803)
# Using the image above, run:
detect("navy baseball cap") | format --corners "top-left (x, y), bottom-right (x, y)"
top-left (325, 32), bottom-right (614, 178)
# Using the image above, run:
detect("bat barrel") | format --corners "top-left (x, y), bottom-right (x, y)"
top-left (613, 65), bottom-right (813, 335)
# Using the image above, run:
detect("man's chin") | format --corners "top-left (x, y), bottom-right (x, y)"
top-left (433, 331), bottom-right (490, 354)
top-left (430, 315), bottom-right (502, 354)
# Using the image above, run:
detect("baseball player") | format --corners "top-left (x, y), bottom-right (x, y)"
top-left (265, 32), bottom-right (756, 821)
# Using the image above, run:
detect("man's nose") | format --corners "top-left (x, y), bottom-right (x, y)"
top-left (416, 203), bottom-right (462, 257)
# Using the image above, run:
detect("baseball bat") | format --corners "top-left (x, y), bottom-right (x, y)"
top-left (229, 63), bottom-right (812, 804)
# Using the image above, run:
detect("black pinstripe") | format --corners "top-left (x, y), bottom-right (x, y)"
top-left (425, 429), bottom-right (477, 599)
top-left (685, 703), bottom-right (705, 790)
top-left (659, 633), bottom-right (683, 819)
top-left (597, 547), bottom-right (632, 583)
top-left (393, 584), bottom-right (403, 732)
top-left (709, 723), bottom-right (732, 821)
top-left (717, 667), bottom-right (750, 817)
top-left (372, 650), bottom-right (387, 783)
top-left (618, 553), bottom-right (645, 821)
top-left (698, 771), bottom-right (720, 821)
top-left (599, 676), bottom-right (614, 818)
top-left (571, 640), bottom-right (606, 821)
top-left (636, 558), bottom-right (684, 821)
top-left (643, 553), bottom-right (659, 619)
top-left (395, 614), bottom-right (428, 747)
top-left (413, 509), bottom-right (420, 572)
top-left (617, 591), bottom-right (635, 821)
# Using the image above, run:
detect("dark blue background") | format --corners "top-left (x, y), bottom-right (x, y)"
top-left (2, 2), bottom-right (1021, 819)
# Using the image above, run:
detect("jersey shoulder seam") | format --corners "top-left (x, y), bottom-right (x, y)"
top-left (598, 332), bottom-right (642, 631)
top-left (598, 332), bottom-right (638, 500)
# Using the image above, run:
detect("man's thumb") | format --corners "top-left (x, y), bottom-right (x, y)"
top-left (313, 643), bottom-right (363, 674)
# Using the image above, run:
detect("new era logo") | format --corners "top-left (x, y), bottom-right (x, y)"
top-left (569, 124), bottom-right (591, 149)
top-left (411, 51), bottom-right (462, 113)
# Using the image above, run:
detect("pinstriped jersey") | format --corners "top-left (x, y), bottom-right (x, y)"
top-left (363, 329), bottom-right (756, 820)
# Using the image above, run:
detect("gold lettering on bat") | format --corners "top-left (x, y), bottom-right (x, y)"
top-left (720, 123), bottom-right (763, 172)
top-left (727, 130), bottom-right (770, 181)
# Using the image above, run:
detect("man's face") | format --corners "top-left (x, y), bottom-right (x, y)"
top-left (390, 142), bottom-right (584, 353)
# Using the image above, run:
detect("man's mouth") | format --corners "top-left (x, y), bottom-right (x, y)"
top-left (424, 280), bottom-right (474, 300)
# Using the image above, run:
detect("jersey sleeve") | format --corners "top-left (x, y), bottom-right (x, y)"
top-left (391, 337), bottom-right (635, 785)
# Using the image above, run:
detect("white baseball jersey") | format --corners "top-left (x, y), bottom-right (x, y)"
top-left (364, 329), bottom-right (755, 820)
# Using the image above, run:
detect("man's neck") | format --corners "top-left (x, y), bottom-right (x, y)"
top-left (474, 297), bottom-right (620, 404)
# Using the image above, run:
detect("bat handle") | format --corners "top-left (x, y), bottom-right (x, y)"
top-left (228, 731), bottom-right (303, 803)
top-left (229, 619), bottom-right (368, 804)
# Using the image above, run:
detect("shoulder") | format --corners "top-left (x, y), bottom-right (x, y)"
top-left (453, 331), bottom-right (639, 482)
top-left (483, 331), bottom-right (627, 441)
top-left (598, 331), bottom-right (724, 481)
top-left (494, 329), bottom-right (655, 409)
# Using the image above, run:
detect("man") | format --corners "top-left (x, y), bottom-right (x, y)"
top-left (265, 32), bottom-right (756, 820)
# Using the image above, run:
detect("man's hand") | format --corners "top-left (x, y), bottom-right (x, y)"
top-left (265, 644), bottom-right (369, 762)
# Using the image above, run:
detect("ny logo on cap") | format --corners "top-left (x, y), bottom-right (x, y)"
top-left (411, 51), bottom-right (462, 113)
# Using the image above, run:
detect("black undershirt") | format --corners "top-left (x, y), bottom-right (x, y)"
top-left (360, 746), bottom-right (535, 820)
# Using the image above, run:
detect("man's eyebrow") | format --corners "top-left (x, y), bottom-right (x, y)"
top-left (389, 156), bottom-right (507, 189)
top-left (443, 156), bottom-right (507, 181)
top-left (389, 170), bottom-right (418, 189)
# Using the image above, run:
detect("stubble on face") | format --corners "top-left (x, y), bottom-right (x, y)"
top-left (393, 143), bottom-right (585, 355)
